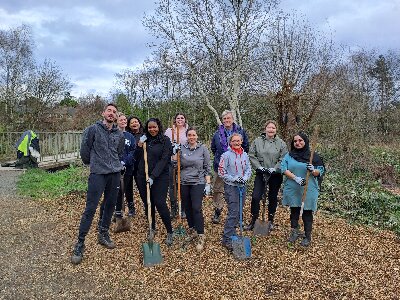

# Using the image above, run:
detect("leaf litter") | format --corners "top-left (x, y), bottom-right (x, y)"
top-left (0, 191), bottom-right (399, 299)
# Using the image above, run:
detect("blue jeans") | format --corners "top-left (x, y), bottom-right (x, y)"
top-left (78, 172), bottom-right (120, 242)
top-left (222, 184), bottom-right (246, 245)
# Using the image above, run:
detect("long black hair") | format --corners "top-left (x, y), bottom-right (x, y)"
top-left (127, 116), bottom-right (144, 134)
top-left (144, 118), bottom-right (166, 141)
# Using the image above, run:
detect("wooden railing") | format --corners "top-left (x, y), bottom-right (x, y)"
top-left (0, 131), bottom-right (82, 162)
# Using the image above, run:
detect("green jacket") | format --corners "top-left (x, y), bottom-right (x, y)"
top-left (16, 130), bottom-right (38, 156)
top-left (248, 133), bottom-right (288, 173)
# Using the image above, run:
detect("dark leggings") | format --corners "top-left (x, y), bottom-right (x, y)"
top-left (181, 184), bottom-right (205, 234)
top-left (290, 207), bottom-right (313, 234)
top-left (250, 173), bottom-right (283, 222)
top-left (136, 175), bottom-right (172, 233)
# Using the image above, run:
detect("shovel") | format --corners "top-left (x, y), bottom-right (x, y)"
top-left (232, 186), bottom-right (251, 260)
top-left (300, 125), bottom-right (319, 216)
top-left (174, 125), bottom-right (186, 237)
top-left (142, 142), bottom-right (163, 267)
top-left (253, 174), bottom-right (271, 236)
top-left (114, 173), bottom-right (131, 233)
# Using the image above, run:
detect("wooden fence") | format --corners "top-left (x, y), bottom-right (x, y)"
top-left (0, 131), bottom-right (82, 162)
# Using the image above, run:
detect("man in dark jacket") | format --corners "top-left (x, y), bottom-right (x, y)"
top-left (210, 110), bottom-right (249, 224)
top-left (71, 103), bottom-right (125, 265)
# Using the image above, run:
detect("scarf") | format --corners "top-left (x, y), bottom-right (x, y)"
top-left (219, 123), bottom-right (238, 152)
top-left (289, 132), bottom-right (323, 166)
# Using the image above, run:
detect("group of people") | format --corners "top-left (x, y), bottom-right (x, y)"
top-left (70, 103), bottom-right (325, 265)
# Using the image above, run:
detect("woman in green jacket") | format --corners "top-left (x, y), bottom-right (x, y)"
top-left (245, 120), bottom-right (287, 233)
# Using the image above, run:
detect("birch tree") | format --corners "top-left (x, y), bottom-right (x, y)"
top-left (143, 0), bottom-right (277, 126)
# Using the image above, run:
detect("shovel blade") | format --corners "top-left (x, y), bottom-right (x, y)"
top-left (114, 217), bottom-right (131, 233)
top-left (231, 236), bottom-right (251, 260)
top-left (253, 219), bottom-right (270, 236)
top-left (142, 242), bottom-right (163, 267)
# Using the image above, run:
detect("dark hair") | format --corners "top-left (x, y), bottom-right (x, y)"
top-left (104, 103), bottom-right (118, 111)
top-left (290, 132), bottom-right (309, 151)
top-left (127, 116), bottom-right (143, 134)
top-left (173, 112), bottom-right (187, 124)
top-left (186, 126), bottom-right (197, 136)
top-left (144, 118), bottom-right (164, 139)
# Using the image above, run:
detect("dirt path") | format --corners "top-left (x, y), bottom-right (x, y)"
top-left (0, 170), bottom-right (399, 299)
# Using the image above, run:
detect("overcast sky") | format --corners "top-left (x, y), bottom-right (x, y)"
top-left (1, 0), bottom-right (399, 98)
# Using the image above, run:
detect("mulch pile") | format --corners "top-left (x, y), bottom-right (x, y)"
top-left (1, 191), bottom-right (399, 299)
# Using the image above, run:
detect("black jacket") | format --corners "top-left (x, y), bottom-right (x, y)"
top-left (136, 134), bottom-right (172, 180)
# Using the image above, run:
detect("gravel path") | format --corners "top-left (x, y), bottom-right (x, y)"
top-left (0, 169), bottom-right (24, 197)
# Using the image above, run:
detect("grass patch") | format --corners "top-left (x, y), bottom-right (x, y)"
top-left (17, 165), bottom-right (88, 199)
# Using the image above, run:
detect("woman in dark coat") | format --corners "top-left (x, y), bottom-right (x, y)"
top-left (126, 116), bottom-right (144, 215)
top-left (136, 118), bottom-right (174, 246)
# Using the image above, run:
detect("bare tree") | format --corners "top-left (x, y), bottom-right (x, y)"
top-left (0, 25), bottom-right (34, 121)
top-left (143, 0), bottom-right (277, 125)
top-left (27, 59), bottom-right (72, 105)
top-left (257, 13), bottom-right (336, 141)
top-left (114, 69), bottom-right (139, 105)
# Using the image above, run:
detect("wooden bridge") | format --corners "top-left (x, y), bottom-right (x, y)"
top-left (0, 131), bottom-right (82, 170)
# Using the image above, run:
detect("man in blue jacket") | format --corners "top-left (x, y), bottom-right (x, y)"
top-left (210, 110), bottom-right (249, 224)
top-left (71, 103), bottom-right (125, 265)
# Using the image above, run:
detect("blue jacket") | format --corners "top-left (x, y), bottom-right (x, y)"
top-left (80, 121), bottom-right (125, 174)
top-left (211, 123), bottom-right (249, 172)
top-left (121, 131), bottom-right (136, 176)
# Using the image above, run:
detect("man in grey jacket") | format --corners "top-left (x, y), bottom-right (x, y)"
top-left (71, 103), bottom-right (125, 265)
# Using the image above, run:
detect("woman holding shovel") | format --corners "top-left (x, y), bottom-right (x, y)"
top-left (179, 127), bottom-right (212, 252)
top-left (245, 120), bottom-right (287, 233)
top-left (165, 113), bottom-right (189, 219)
top-left (281, 132), bottom-right (324, 247)
top-left (218, 133), bottom-right (252, 251)
top-left (136, 118), bottom-right (174, 246)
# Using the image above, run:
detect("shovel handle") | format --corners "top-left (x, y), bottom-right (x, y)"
top-left (177, 126), bottom-right (182, 221)
top-left (300, 125), bottom-right (319, 216)
top-left (143, 142), bottom-right (153, 229)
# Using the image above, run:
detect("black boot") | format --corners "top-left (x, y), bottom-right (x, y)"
top-left (98, 230), bottom-right (116, 249)
top-left (71, 241), bottom-right (85, 265)
top-left (301, 221), bottom-right (312, 247)
top-left (212, 208), bottom-right (222, 224)
top-left (170, 202), bottom-right (178, 219)
top-left (128, 202), bottom-right (135, 217)
top-left (288, 227), bottom-right (300, 243)
top-left (243, 215), bottom-right (257, 231)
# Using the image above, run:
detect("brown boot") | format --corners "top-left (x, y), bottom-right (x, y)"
top-left (196, 234), bottom-right (205, 252)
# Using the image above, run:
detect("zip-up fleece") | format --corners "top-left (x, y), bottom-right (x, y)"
top-left (218, 147), bottom-right (252, 187)
top-left (248, 133), bottom-right (287, 173)
top-left (136, 135), bottom-right (172, 180)
top-left (80, 121), bottom-right (125, 174)
top-left (180, 142), bottom-right (211, 185)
